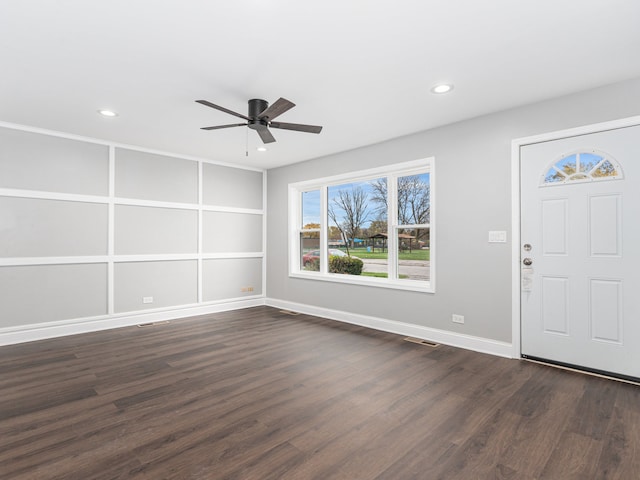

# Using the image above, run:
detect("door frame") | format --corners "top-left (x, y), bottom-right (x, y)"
top-left (510, 115), bottom-right (640, 359)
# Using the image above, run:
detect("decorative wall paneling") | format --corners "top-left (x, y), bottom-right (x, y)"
top-left (0, 124), bottom-right (266, 344)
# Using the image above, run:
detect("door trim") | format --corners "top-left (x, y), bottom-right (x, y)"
top-left (511, 115), bottom-right (640, 359)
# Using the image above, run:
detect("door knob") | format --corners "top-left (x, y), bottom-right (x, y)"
top-left (523, 258), bottom-right (533, 266)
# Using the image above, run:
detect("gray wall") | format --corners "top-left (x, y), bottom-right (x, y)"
top-left (0, 263), bottom-right (108, 327)
top-left (203, 258), bottom-right (263, 302)
top-left (114, 205), bottom-right (198, 255)
top-left (0, 128), bottom-right (109, 195)
top-left (115, 148), bottom-right (198, 203)
top-left (0, 197), bottom-right (108, 257)
top-left (202, 212), bottom-right (263, 253)
top-left (0, 127), bottom-right (264, 331)
top-left (203, 163), bottom-right (263, 209)
top-left (114, 260), bottom-right (198, 313)
top-left (266, 77), bottom-right (640, 343)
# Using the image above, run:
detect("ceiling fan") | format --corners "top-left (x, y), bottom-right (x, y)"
top-left (196, 97), bottom-right (322, 144)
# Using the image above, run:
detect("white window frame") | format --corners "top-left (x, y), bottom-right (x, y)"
top-left (288, 158), bottom-right (435, 293)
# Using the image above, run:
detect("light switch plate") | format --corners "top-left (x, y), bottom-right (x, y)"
top-left (488, 231), bottom-right (507, 243)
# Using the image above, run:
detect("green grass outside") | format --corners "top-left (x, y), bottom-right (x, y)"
top-left (341, 247), bottom-right (429, 261)
top-left (361, 272), bottom-right (409, 279)
top-left (361, 272), bottom-right (388, 278)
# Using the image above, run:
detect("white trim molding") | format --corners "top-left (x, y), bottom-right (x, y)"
top-left (511, 115), bottom-right (640, 360)
top-left (0, 298), bottom-right (266, 346)
top-left (266, 298), bottom-right (513, 358)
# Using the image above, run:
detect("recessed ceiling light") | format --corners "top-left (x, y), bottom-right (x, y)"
top-left (98, 109), bottom-right (118, 117)
top-left (257, 147), bottom-right (267, 152)
top-left (431, 84), bottom-right (453, 94)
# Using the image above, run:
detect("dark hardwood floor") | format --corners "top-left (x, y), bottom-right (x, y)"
top-left (1, 306), bottom-right (639, 479)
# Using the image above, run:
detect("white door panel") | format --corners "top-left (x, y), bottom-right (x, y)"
top-left (521, 124), bottom-right (640, 379)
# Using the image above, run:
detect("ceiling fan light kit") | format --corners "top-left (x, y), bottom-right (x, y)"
top-left (196, 97), bottom-right (322, 144)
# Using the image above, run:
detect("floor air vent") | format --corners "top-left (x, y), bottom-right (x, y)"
top-left (279, 310), bottom-right (300, 316)
top-left (404, 337), bottom-right (440, 347)
top-left (137, 321), bottom-right (170, 328)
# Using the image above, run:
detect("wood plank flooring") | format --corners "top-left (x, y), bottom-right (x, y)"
top-left (1, 306), bottom-right (639, 479)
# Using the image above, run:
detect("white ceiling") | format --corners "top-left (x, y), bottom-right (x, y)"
top-left (2, 1), bottom-right (639, 169)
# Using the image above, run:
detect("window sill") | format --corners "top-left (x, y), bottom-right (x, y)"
top-left (289, 271), bottom-right (434, 293)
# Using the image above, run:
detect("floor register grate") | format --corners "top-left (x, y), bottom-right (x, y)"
top-left (137, 321), bottom-right (171, 328)
top-left (404, 337), bottom-right (440, 347)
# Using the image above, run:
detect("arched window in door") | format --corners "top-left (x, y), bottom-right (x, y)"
top-left (541, 150), bottom-right (623, 186)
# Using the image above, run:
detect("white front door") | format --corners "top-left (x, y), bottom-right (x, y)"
top-left (520, 124), bottom-right (640, 380)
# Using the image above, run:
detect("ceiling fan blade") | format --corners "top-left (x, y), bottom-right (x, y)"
top-left (258, 97), bottom-right (295, 120)
top-left (200, 123), bottom-right (247, 130)
top-left (256, 126), bottom-right (276, 144)
top-left (196, 100), bottom-right (251, 121)
top-left (269, 121), bottom-right (323, 134)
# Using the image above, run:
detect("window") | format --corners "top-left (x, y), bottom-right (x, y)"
top-left (541, 150), bottom-right (623, 186)
top-left (289, 159), bottom-right (434, 292)
top-left (300, 190), bottom-right (321, 271)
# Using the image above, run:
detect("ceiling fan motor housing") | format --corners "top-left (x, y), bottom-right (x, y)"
top-left (248, 99), bottom-right (269, 130)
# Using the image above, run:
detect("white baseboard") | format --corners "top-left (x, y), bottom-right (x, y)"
top-left (0, 298), bottom-right (266, 346)
top-left (2, 297), bottom-right (513, 360)
top-left (266, 298), bottom-right (514, 358)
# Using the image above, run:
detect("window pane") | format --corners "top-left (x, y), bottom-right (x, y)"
top-left (396, 227), bottom-right (430, 281)
top-left (300, 233), bottom-right (320, 271)
top-left (579, 153), bottom-right (603, 173)
top-left (360, 218), bottom-right (389, 278)
top-left (327, 179), bottom-right (386, 277)
top-left (397, 173), bottom-right (430, 225)
top-left (301, 190), bottom-right (320, 228)
top-left (592, 159), bottom-right (617, 178)
top-left (555, 154), bottom-right (577, 176)
top-left (544, 168), bottom-right (565, 183)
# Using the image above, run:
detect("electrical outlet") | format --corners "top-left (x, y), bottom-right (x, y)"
top-left (248, 287), bottom-right (254, 292)
top-left (143, 296), bottom-right (154, 304)
top-left (452, 314), bottom-right (464, 324)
